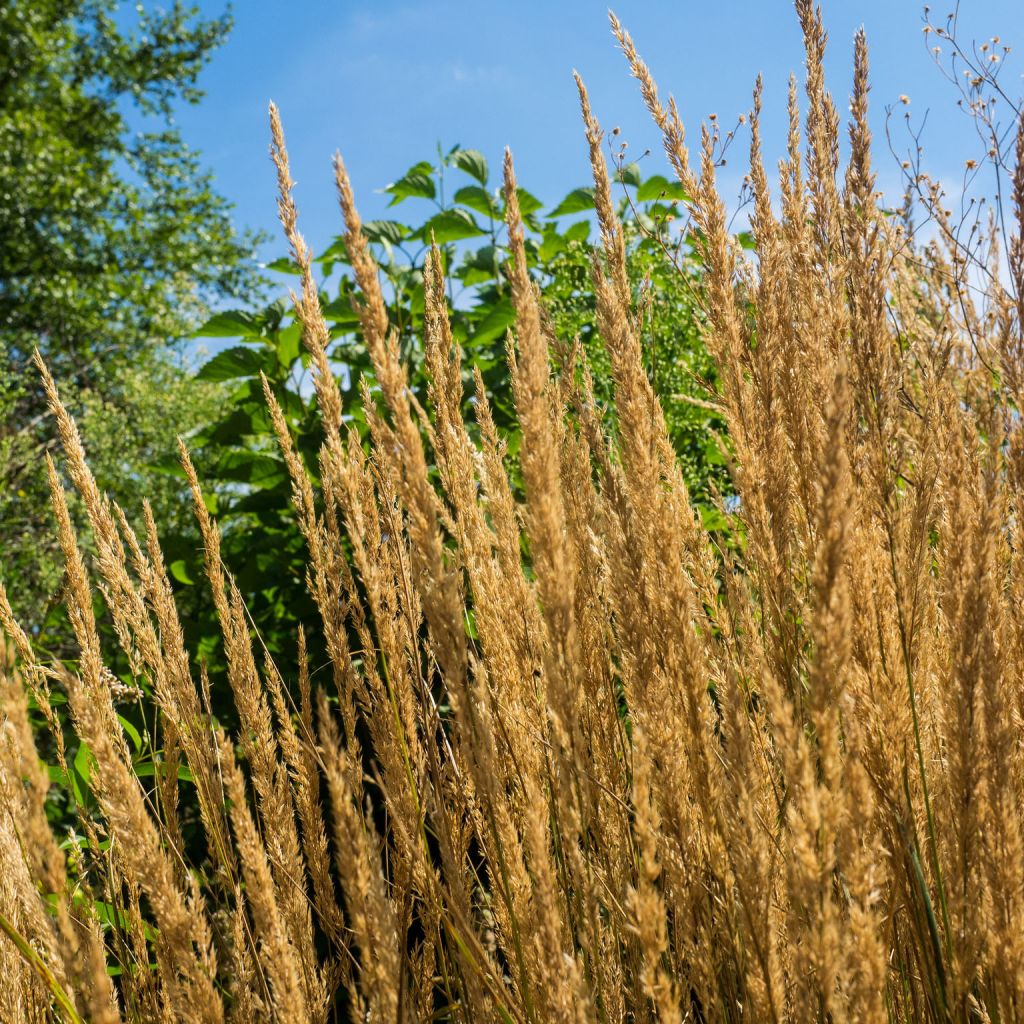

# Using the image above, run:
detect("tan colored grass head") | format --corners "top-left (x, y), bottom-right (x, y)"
top-left (3, 4), bottom-right (1024, 1022)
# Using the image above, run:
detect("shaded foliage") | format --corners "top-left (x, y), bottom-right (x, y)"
top-left (171, 146), bottom-right (725, 684)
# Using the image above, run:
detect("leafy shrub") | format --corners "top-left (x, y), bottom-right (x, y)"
top-left (167, 142), bottom-right (724, 677)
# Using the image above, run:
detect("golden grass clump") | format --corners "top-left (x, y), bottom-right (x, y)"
top-left (4, 4), bottom-right (1024, 1021)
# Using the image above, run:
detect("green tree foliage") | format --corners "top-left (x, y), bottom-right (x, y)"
top-left (0, 0), bottom-right (263, 624)
top-left (172, 146), bottom-right (727, 685)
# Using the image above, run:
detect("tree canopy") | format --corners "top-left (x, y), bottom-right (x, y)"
top-left (0, 0), bottom-right (263, 623)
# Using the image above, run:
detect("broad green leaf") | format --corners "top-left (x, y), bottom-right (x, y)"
top-left (384, 160), bottom-right (436, 204)
top-left (459, 267), bottom-right (494, 288)
top-left (276, 323), bottom-right (303, 368)
top-left (616, 162), bottom-right (642, 186)
top-left (83, 897), bottom-right (158, 942)
top-left (703, 437), bottom-right (728, 466)
top-left (314, 238), bottom-right (348, 264)
top-left (471, 296), bottom-right (516, 344)
top-left (118, 715), bottom-right (143, 754)
top-left (73, 742), bottom-right (94, 804)
top-left (635, 210), bottom-right (656, 233)
top-left (457, 244), bottom-right (500, 285)
top-left (449, 148), bottom-right (488, 184)
top-left (636, 174), bottom-right (690, 203)
top-left (462, 245), bottom-right (500, 271)
top-left (564, 220), bottom-right (590, 243)
top-left (538, 223), bottom-right (566, 261)
top-left (418, 208), bottom-right (486, 244)
top-left (549, 187), bottom-right (596, 217)
top-left (169, 559), bottom-right (195, 585)
top-left (196, 346), bottom-right (265, 381)
top-left (409, 277), bottom-right (426, 316)
top-left (193, 408), bottom-right (256, 447)
top-left (134, 761), bottom-right (194, 783)
top-left (643, 201), bottom-right (683, 221)
top-left (322, 296), bottom-right (361, 326)
top-left (145, 454), bottom-right (188, 479)
top-left (362, 220), bottom-right (410, 245)
top-left (212, 450), bottom-right (287, 488)
top-left (265, 256), bottom-right (302, 275)
top-left (515, 188), bottom-right (543, 216)
top-left (193, 309), bottom-right (262, 338)
top-left (700, 505), bottom-right (731, 533)
top-left (454, 185), bottom-right (500, 220)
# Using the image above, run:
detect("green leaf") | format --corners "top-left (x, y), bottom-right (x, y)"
top-left (322, 296), bottom-right (361, 327)
top-left (471, 296), bottom-right (516, 344)
top-left (362, 220), bottom-right (410, 246)
top-left (454, 185), bottom-right (500, 220)
top-left (83, 897), bottom-right (158, 942)
top-left (449, 148), bottom-right (488, 184)
top-left (212, 450), bottom-right (287, 488)
top-left (73, 742), bottom-right (94, 804)
top-left (703, 437), bottom-right (728, 466)
top-left (564, 220), bottom-right (590, 243)
top-left (169, 559), bottom-right (195, 585)
top-left (464, 245), bottom-right (500, 270)
top-left (636, 174), bottom-right (691, 203)
top-left (418, 208), bottom-right (486, 244)
top-left (193, 309), bottom-right (262, 338)
top-left (635, 210), bottom-right (656, 233)
top-left (549, 187), bottom-right (596, 217)
top-left (193, 408), bottom-right (259, 447)
top-left (134, 761), bottom-right (194, 783)
top-left (457, 244), bottom-right (501, 285)
top-left (538, 223), bottom-right (566, 261)
top-left (118, 715), bottom-right (143, 754)
top-left (384, 160), bottom-right (436, 204)
top-left (196, 346), bottom-right (265, 381)
top-left (28, 691), bottom-right (66, 712)
top-left (314, 238), bottom-right (348, 264)
top-left (515, 188), bottom-right (543, 216)
top-left (276, 324), bottom-right (303, 368)
top-left (265, 256), bottom-right (302, 275)
top-left (616, 162), bottom-right (642, 186)
top-left (699, 505), bottom-right (730, 533)
top-left (642, 201), bottom-right (683, 222)
top-left (144, 454), bottom-right (187, 479)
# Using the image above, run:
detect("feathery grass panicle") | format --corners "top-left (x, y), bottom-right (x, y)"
top-left (269, 103), bottom-right (343, 440)
top-left (3, 5), bottom-right (1024, 1022)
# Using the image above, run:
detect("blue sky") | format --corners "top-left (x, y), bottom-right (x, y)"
top-left (174, 1), bottom-right (1024, 265)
